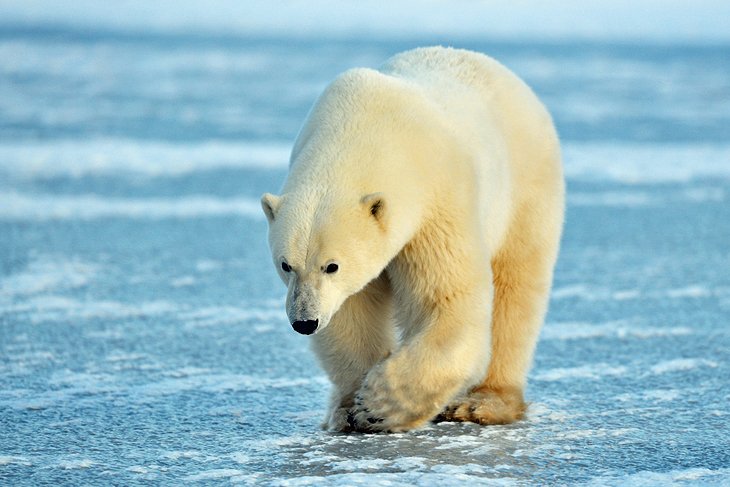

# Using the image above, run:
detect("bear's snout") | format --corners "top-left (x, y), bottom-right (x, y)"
top-left (292, 319), bottom-right (319, 335)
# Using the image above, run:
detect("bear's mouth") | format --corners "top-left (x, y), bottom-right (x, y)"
top-left (291, 319), bottom-right (319, 335)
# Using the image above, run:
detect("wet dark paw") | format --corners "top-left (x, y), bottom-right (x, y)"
top-left (346, 402), bottom-right (386, 433)
top-left (346, 409), bottom-right (357, 429)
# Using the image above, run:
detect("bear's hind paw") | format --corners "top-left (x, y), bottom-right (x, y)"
top-left (435, 387), bottom-right (526, 426)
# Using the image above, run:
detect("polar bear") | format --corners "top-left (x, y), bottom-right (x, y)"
top-left (261, 47), bottom-right (564, 433)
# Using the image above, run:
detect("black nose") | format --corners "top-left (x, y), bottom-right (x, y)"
top-left (292, 319), bottom-right (318, 335)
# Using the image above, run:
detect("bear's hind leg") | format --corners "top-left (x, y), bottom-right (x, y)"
top-left (438, 202), bottom-right (562, 425)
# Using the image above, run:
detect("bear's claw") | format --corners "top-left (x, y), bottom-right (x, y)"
top-left (344, 407), bottom-right (387, 433)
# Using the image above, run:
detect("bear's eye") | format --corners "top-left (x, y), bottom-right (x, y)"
top-left (281, 261), bottom-right (292, 273)
top-left (325, 263), bottom-right (339, 274)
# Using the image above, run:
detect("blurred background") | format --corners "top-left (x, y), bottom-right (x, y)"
top-left (1, 1), bottom-right (729, 485)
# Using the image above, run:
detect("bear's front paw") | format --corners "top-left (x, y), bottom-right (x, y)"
top-left (347, 393), bottom-right (388, 433)
top-left (348, 391), bottom-right (390, 433)
top-left (347, 366), bottom-right (420, 433)
top-left (323, 406), bottom-right (355, 432)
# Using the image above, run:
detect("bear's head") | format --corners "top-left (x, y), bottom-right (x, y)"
top-left (261, 190), bottom-right (389, 335)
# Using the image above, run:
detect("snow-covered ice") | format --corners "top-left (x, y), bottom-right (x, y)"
top-left (1, 4), bottom-right (729, 485)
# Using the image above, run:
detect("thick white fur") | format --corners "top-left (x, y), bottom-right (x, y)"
top-left (262, 47), bottom-right (564, 432)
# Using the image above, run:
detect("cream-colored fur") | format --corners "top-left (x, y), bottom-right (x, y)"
top-left (262, 47), bottom-right (564, 432)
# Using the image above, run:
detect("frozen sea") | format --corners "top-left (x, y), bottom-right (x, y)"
top-left (1, 18), bottom-right (730, 487)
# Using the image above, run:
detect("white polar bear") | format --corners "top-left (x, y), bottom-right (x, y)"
top-left (261, 47), bottom-right (564, 433)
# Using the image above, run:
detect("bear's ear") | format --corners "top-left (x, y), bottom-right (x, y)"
top-left (361, 192), bottom-right (385, 224)
top-left (261, 193), bottom-right (281, 223)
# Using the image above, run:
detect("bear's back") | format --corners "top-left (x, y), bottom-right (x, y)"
top-left (381, 46), bottom-right (509, 90)
top-left (380, 46), bottom-right (553, 139)
top-left (381, 47), bottom-right (561, 255)
top-left (383, 46), bottom-right (559, 177)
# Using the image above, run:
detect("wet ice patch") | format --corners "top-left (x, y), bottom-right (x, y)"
top-left (126, 465), bottom-right (164, 475)
top-left (134, 373), bottom-right (327, 396)
top-left (170, 276), bottom-right (196, 287)
top-left (57, 459), bottom-right (95, 470)
top-left (524, 402), bottom-right (572, 423)
top-left (300, 452), bottom-right (343, 468)
top-left (0, 191), bottom-right (263, 220)
top-left (644, 389), bottom-right (682, 402)
top-left (0, 256), bottom-right (97, 298)
top-left (0, 370), bottom-right (122, 409)
top-left (569, 190), bottom-right (654, 207)
top-left (180, 305), bottom-right (286, 327)
top-left (229, 452), bottom-right (250, 465)
top-left (0, 371), bottom-right (326, 410)
top-left (551, 285), bottom-right (592, 300)
top-left (666, 286), bottom-right (712, 298)
top-left (534, 364), bottom-right (628, 381)
top-left (391, 457), bottom-right (428, 470)
top-left (0, 138), bottom-right (290, 179)
top-left (616, 389), bottom-right (682, 403)
top-left (683, 187), bottom-right (726, 202)
top-left (184, 469), bottom-right (247, 481)
top-left (433, 435), bottom-right (486, 451)
top-left (161, 450), bottom-right (217, 462)
top-left (569, 188), bottom-right (726, 207)
top-left (541, 322), bottom-right (692, 341)
top-left (551, 284), bottom-right (723, 302)
top-left (610, 289), bottom-right (641, 301)
top-left (49, 370), bottom-right (118, 388)
top-left (106, 352), bottom-right (148, 363)
top-left (564, 143), bottom-right (730, 184)
top-left (4, 295), bottom-right (177, 322)
top-left (2, 387), bottom-right (112, 410)
top-left (0, 350), bottom-right (56, 374)
top-left (430, 463), bottom-right (487, 474)
top-left (270, 472), bottom-right (501, 486)
top-left (0, 456), bottom-right (32, 466)
top-left (549, 284), bottom-right (634, 301)
top-left (330, 458), bottom-right (391, 471)
top-left (556, 428), bottom-right (638, 441)
top-left (246, 435), bottom-right (315, 452)
top-left (587, 467), bottom-right (730, 485)
top-left (195, 259), bottom-right (222, 272)
top-left (650, 358), bottom-right (719, 375)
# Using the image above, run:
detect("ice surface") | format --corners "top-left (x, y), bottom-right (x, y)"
top-left (0, 139), bottom-right (291, 178)
top-left (0, 191), bottom-right (263, 220)
top-left (1, 14), bottom-right (729, 487)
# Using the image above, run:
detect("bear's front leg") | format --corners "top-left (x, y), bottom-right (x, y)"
top-left (310, 273), bottom-right (395, 432)
top-left (349, 284), bottom-right (491, 432)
